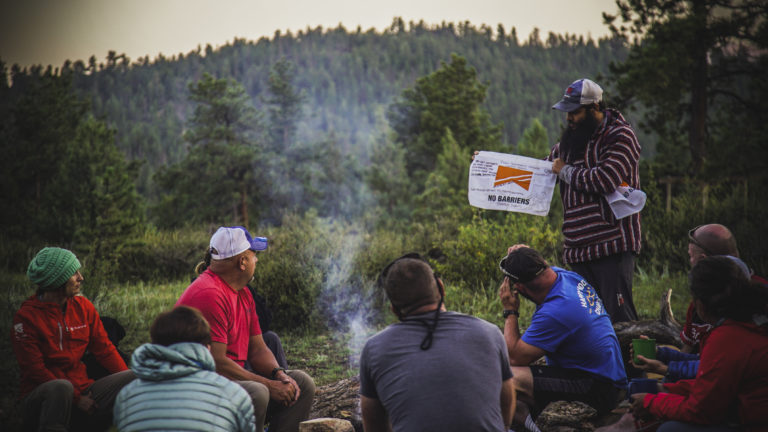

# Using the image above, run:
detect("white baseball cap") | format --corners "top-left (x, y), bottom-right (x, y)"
top-left (209, 226), bottom-right (268, 259)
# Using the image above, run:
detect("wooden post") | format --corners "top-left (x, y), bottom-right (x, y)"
top-left (666, 182), bottom-right (672, 213)
top-left (744, 178), bottom-right (749, 214)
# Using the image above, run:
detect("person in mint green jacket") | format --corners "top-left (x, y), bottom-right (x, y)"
top-left (114, 306), bottom-right (255, 432)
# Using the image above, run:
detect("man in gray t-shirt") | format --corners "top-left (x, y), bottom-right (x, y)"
top-left (359, 254), bottom-right (515, 432)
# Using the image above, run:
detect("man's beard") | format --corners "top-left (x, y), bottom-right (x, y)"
top-left (559, 110), bottom-right (599, 163)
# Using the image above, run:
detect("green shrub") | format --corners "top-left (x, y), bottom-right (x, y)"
top-left (250, 212), bottom-right (389, 332)
top-left (434, 213), bottom-right (561, 292)
top-left (113, 226), bottom-right (210, 283)
top-left (444, 281), bottom-right (537, 331)
top-left (91, 280), bottom-right (189, 352)
top-left (250, 213), bottom-right (327, 331)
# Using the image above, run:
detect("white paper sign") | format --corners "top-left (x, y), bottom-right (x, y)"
top-left (468, 151), bottom-right (557, 216)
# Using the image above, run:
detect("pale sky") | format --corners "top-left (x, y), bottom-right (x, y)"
top-left (1, 0), bottom-right (619, 69)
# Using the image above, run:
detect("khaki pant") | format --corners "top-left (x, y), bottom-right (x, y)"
top-left (237, 369), bottom-right (316, 432)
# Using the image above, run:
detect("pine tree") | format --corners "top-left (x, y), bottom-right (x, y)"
top-left (414, 128), bottom-right (474, 227)
top-left (366, 136), bottom-right (416, 224)
top-left (48, 116), bottom-right (143, 286)
top-left (0, 72), bottom-right (144, 277)
top-left (516, 118), bottom-right (550, 158)
top-left (265, 58), bottom-right (305, 153)
top-left (387, 54), bottom-right (502, 189)
top-left (604, 0), bottom-right (768, 176)
top-left (153, 73), bottom-right (263, 228)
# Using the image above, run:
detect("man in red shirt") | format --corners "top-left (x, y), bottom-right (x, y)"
top-left (12, 247), bottom-right (134, 431)
top-left (177, 226), bottom-right (315, 432)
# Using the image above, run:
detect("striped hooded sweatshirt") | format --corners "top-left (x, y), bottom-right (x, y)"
top-left (114, 342), bottom-right (255, 432)
top-left (548, 108), bottom-right (642, 264)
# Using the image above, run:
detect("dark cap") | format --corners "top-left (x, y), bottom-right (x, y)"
top-left (499, 247), bottom-right (548, 283)
top-left (552, 78), bottom-right (603, 112)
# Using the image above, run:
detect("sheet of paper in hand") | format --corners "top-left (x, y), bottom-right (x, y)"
top-left (468, 151), bottom-right (557, 216)
top-left (604, 182), bottom-right (646, 219)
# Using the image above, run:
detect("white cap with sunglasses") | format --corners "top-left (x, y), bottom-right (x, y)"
top-left (209, 226), bottom-right (267, 260)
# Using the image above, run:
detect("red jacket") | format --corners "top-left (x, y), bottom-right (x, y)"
top-left (11, 294), bottom-right (128, 400)
top-left (644, 319), bottom-right (768, 431)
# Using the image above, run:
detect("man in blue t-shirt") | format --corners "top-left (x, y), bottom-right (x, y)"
top-left (498, 245), bottom-right (627, 432)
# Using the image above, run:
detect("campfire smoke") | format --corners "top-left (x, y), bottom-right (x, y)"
top-left (319, 229), bottom-right (378, 369)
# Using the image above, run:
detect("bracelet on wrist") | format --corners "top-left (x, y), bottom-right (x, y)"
top-left (271, 367), bottom-right (286, 379)
top-left (503, 309), bottom-right (519, 318)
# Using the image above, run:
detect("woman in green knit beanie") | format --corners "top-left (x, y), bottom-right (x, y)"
top-left (14, 246), bottom-right (134, 431)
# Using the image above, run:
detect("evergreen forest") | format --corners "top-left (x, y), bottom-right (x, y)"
top-left (2, 2), bottom-right (767, 335)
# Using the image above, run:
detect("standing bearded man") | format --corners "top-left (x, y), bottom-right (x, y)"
top-left (549, 78), bottom-right (642, 323)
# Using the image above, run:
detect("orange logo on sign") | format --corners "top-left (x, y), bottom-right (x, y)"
top-left (494, 166), bottom-right (532, 190)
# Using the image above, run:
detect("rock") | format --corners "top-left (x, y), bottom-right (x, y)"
top-left (536, 400), bottom-right (598, 431)
top-left (594, 411), bottom-right (637, 432)
top-left (299, 417), bottom-right (355, 432)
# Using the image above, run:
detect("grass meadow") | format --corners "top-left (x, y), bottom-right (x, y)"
top-left (0, 265), bottom-right (690, 430)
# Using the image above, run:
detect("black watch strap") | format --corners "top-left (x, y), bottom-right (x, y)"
top-left (503, 309), bottom-right (519, 318)
top-left (271, 367), bottom-right (286, 379)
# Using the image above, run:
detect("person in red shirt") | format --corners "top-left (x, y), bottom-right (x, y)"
top-left (631, 256), bottom-right (768, 431)
top-left (177, 226), bottom-right (315, 432)
top-left (12, 247), bottom-right (134, 431)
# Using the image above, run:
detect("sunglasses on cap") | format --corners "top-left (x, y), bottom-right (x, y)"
top-left (498, 256), bottom-right (546, 284)
top-left (688, 225), bottom-right (716, 256)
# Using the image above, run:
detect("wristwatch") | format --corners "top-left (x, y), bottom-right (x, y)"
top-left (503, 309), bottom-right (519, 318)
top-left (271, 367), bottom-right (286, 379)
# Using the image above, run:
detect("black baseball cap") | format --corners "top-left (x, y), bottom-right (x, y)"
top-left (499, 247), bottom-right (548, 283)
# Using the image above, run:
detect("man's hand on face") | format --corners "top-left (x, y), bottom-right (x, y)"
top-left (499, 277), bottom-right (520, 311)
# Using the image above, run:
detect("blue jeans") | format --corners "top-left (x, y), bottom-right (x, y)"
top-left (657, 421), bottom-right (741, 432)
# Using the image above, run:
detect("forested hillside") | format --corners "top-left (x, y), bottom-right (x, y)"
top-left (1, 12), bottom-right (767, 418)
top-left (2, 3), bottom-right (766, 294)
top-left (6, 19), bottom-right (629, 196)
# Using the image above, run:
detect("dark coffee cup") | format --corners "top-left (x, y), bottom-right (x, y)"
top-left (628, 378), bottom-right (659, 398)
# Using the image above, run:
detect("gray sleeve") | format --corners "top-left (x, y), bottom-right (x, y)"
top-left (558, 164), bottom-right (575, 184)
top-left (496, 328), bottom-right (513, 381)
top-left (358, 343), bottom-right (378, 399)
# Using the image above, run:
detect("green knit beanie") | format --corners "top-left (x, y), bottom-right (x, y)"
top-left (27, 247), bottom-right (82, 291)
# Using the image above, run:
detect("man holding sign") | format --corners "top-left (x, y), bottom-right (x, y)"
top-left (548, 78), bottom-right (642, 323)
